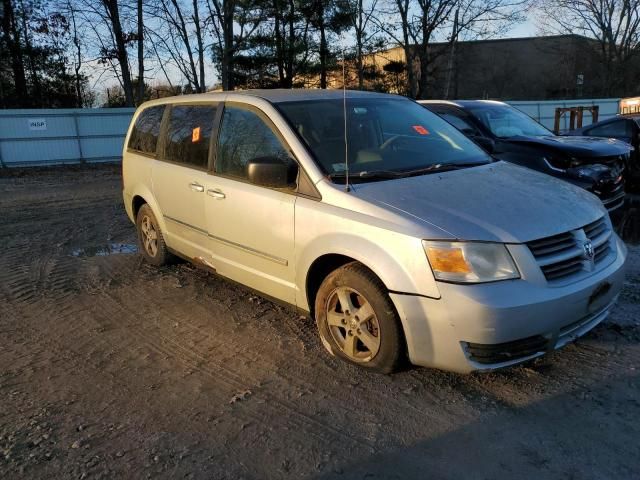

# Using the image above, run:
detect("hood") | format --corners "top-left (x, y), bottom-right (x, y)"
top-left (505, 135), bottom-right (630, 158)
top-left (351, 161), bottom-right (605, 243)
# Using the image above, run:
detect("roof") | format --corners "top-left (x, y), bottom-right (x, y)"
top-left (140, 89), bottom-right (396, 109)
top-left (232, 88), bottom-right (392, 103)
top-left (428, 33), bottom-right (596, 48)
top-left (419, 99), bottom-right (508, 109)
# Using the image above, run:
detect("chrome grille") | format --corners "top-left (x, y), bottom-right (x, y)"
top-left (527, 216), bottom-right (613, 283)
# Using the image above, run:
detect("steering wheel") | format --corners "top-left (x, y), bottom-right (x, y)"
top-left (380, 135), bottom-right (402, 150)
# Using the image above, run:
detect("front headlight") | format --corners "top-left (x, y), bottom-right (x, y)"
top-left (422, 241), bottom-right (520, 283)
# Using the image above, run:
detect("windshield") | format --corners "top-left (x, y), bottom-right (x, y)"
top-left (276, 97), bottom-right (491, 181)
top-left (467, 103), bottom-right (551, 138)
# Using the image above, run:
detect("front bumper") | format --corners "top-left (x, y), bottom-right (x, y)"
top-left (390, 235), bottom-right (627, 373)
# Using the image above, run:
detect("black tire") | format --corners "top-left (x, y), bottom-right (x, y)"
top-left (314, 262), bottom-right (404, 373)
top-left (136, 204), bottom-right (171, 266)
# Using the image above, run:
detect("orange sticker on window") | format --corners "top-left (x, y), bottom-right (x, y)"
top-left (412, 125), bottom-right (429, 135)
top-left (192, 127), bottom-right (201, 142)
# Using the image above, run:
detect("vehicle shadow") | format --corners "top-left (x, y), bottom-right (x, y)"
top-left (312, 371), bottom-right (640, 480)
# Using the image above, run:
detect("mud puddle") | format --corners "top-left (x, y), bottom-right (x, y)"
top-left (71, 243), bottom-right (137, 257)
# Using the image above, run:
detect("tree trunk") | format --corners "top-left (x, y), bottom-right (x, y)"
top-left (103, 0), bottom-right (135, 106)
top-left (137, 0), bottom-right (144, 104)
top-left (221, 0), bottom-right (235, 90)
top-left (273, 0), bottom-right (286, 86)
top-left (356, 0), bottom-right (364, 90)
top-left (417, 47), bottom-right (429, 99)
top-left (2, 0), bottom-right (27, 103)
top-left (193, 0), bottom-right (206, 91)
top-left (285, 0), bottom-right (295, 88)
top-left (319, 6), bottom-right (327, 89)
top-left (69, 1), bottom-right (83, 107)
top-left (17, 0), bottom-right (42, 106)
top-left (169, 0), bottom-right (200, 92)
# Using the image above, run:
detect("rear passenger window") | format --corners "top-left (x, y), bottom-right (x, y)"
top-left (440, 113), bottom-right (480, 136)
top-left (164, 105), bottom-right (217, 169)
top-left (216, 106), bottom-right (290, 179)
top-left (128, 105), bottom-right (165, 154)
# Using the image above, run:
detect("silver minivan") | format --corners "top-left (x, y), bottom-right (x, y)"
top-left (122, 90), bottom-right (627, 374)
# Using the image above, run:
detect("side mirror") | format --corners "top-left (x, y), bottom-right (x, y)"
top-left (246, 156), bottom-right (298, 188)
top-left (471, 135), bottom-right (495, 153)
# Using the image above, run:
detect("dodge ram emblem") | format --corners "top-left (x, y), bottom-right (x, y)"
top-left (583, 240), bottom-right (595, 260)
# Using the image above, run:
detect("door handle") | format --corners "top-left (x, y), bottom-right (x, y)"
top-left (189, 182), bottom-right (204, 192)
top-left (207, 188), bottom-right (226, 199)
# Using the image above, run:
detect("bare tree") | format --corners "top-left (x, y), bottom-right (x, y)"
top-left (535, 0), bottom-right (640, 95)
top-left (149, 0), bottom-right (207, 92)
top-left (101, 0), bottom-right (135, 106)
top-left (350, 0), bottom-right (381, 90)
top-left (137, 0), bottom-right (144, 103)
top-left (379, 0), bottom-right (456, 98)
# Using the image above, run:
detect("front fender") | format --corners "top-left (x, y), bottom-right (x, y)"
top-left (295, 231), bottom-right (441, 312)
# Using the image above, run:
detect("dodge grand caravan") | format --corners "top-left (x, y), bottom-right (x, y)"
top-left (122, 90), bottom-right (627, 374)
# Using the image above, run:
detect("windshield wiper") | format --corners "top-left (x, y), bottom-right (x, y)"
top-left (329, 170), bottom-right (401, 181)
top-left (394, 162), bottom-right (489, 178)
top-left (329, 162), bottom-right (488, 183)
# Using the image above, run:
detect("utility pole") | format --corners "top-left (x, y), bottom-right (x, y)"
top-left (444, 7), bottom-right (459, 100)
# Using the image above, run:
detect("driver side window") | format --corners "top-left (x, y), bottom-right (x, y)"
top-left (216, 105), bottom-right (290, 180)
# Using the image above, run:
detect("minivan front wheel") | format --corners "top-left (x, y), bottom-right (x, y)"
top-left (136, 204), bottom-right (170, 266)
top-left (315, 262), bottom-right (404, 373)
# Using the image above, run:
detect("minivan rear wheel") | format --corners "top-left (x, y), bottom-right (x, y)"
top-left (136, 204), bottom-right (171, 266)
top-left (315, 262), bottom-right (404, 373)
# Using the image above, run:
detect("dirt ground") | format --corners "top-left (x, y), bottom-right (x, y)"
top-left (1, 164), bottom-right (639, 480)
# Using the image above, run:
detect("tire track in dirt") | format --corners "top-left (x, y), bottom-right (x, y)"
top-left (0, 244), bottom-right (372, 453)
top-left (93, 289), bottom-right (377, 451)
top-left (92, 255), bottom-right (478, 439)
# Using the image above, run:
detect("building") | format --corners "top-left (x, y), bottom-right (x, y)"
top-left (329, 34), bottom-right (638, 101)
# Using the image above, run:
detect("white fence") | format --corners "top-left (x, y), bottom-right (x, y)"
top-left (0, 108), bottom-right (134, 167)
top-left (0, 98), bottom-right (623, 167)
top-left (508, 98), bottom-right (620, 132)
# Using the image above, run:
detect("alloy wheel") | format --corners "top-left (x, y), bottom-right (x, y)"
top-left (325, 286), bottom-right (381, 362)
top-left (140, 215), bottom-right (158, 257)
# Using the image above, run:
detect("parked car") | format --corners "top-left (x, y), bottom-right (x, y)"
top-left (123, 90), bottom-right (626, 374)
top-left (420, 100), bottom-right (628, 212)
top-left (567, 114), bottom-right (640, 185)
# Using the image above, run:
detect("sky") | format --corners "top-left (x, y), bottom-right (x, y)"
top-left (506, 18), bottom-right (538, 38)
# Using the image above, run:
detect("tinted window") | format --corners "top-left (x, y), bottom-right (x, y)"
top-left (439, 112), bottom-right (481, 136)
top-left (216, 106), bottom-right (290, 179)
top-left (128, 105), bottom-right (165, 154)
top-left (587, 120), bottom-right (630, 138)
top-left (164, 105), bottom-right (217, 168)
top-left (467, 104), bottom-right (550, 138)
top-left (277, 98), bottom-right (490, 178)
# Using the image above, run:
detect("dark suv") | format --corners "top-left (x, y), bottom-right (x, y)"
top-left (420, 100), bottom-right (628, 212)
top-left (567, 114), bottom-right (640, 186)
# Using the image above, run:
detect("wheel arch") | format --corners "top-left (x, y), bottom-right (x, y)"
top-left (128, 185), bottom-right (169, 235)
top-left (306, 254), bottom-right (363, 318)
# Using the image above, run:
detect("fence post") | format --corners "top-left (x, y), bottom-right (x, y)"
top-left (72, 111), bottom-right (85, 164)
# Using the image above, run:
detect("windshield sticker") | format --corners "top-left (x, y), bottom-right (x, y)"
top-left (412, 125), bottom-right (429, 135)
top-left (192, 127), bottom-right (201, 143)
top-left (332, 163), bottom-right (347, 172)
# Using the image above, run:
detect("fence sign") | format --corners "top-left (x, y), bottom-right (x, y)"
top-left (28, 118), bottom-right (47, 131)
